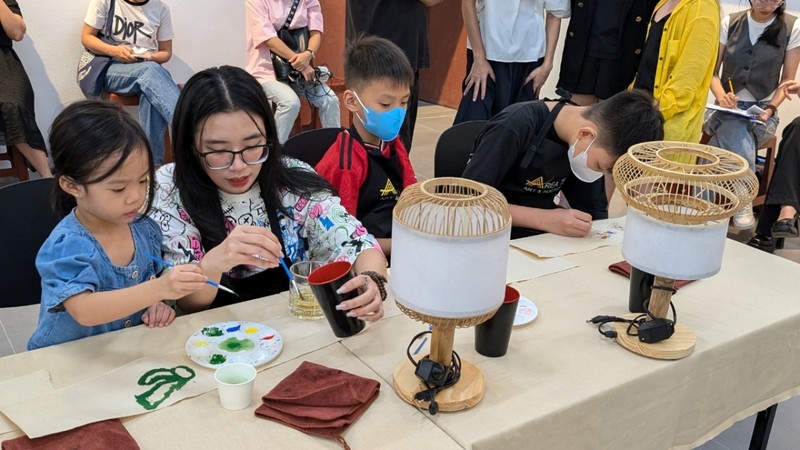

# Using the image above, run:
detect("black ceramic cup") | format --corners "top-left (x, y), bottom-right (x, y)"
top-left (474, 286), bottom-right (520, 357)
top-left (629, 266), bottom-right (655, 313)
top-left (307, 261), bottom-right (366, 338)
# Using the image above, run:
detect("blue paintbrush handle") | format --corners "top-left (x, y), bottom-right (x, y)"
top-left (143, 253), bottom-right (239, 297)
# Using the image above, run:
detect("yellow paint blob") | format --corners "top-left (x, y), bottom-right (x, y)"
top-left (192, 340), bottom-right (208, 347)
top-left (244, 327), bottom-right (259, 334)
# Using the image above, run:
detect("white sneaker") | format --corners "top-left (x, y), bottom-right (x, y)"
top-left (733, 204), bottom-right (756, 229)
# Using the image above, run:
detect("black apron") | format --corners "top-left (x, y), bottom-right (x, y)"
top-left (211, 208), bottom-right (292, 308)
top-left (356, 145), bottom-right (405, 239)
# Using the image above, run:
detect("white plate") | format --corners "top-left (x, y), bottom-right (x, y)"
top-left (514, 296), bottom-right (538, 327)
top-left (185, 321), bottom-right (283, 369)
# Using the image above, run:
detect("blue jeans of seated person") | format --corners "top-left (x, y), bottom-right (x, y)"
top-left (261, 79), bottom-right (340, 144)
top-left (104, 61), bottom-right (180, 165)
top-left (703, 100), bottom-right (779, 171)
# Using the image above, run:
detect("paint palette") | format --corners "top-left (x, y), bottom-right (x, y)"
top-left (514, 296), bottom-right (538, 327)
top-left (185, 321), bottom-right (283, 369)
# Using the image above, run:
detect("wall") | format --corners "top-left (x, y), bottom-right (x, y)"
top-left (9, 0), bottom-right (800, 149)
top-left (12, 0), bottom-right (247, 147)
top-left (419, 0), bottom-right (466, 109)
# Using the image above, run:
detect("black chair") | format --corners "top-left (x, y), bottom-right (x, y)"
top-left (283, 127), bottom-right (345, 167)
top-left (434, 120), bottom-right (488, 178)
top-left (0, 178), bottom-right (61, 307)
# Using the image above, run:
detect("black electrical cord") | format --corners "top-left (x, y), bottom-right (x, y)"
top-left (587, 298), bottom-right (677, 340)
top-left (406, 330), bottom-right (462, 415)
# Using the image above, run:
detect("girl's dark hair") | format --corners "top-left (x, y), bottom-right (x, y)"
top-left (753, 1), bottom-right (786, 48)
top-left (49, 100), bottom-right (155, 218)
top-left (172, 65), bottom-right (332, 250)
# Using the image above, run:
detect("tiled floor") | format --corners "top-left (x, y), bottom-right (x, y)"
top-left (2, 104), bottom-right (800, 448)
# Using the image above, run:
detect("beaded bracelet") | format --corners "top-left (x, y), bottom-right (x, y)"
top-left (360, 271), bottom-right (388, 302)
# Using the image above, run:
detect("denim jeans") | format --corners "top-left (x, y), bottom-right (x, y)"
top-left (261, 79), bottom-right (340, 144)
top-left (104, 61), bottom-right (180, 164)
top-left (703, 100), bottom-right (779, 171)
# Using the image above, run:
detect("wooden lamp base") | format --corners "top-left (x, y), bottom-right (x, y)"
top-left (613, 313), bottom-right (696, 360)
top-left (392, 358), bottom-right (484, 412)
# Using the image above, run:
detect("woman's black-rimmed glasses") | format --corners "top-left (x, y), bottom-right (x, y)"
top-left (195, 144), bottom-right (270, 170)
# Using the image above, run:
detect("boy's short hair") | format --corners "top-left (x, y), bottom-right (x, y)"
top-left (582, 89), bottom-right (665, 157)
top-left (345, 35), bottom-right (415, 92)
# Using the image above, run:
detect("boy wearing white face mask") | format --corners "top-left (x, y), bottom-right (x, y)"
top-left (315, 36), bottom-right (417, 257)
top-left (462, 89), bottom-right (664, 239)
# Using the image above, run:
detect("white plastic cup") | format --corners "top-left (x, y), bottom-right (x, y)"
top-left (214, 363), bottom-right (257, 410)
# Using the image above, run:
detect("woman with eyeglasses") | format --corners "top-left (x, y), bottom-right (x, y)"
top-left (703, 0), bottom-right (799, 229)
top-left (149, 66), bottom-right (387, 319)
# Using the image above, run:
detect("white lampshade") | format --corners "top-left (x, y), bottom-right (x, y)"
top-left (391, 224), bottom-right (510, 318)
top-left (622, 208), bottom-right (728, 280)
top-left (389, 179), bottom-right (512, 320)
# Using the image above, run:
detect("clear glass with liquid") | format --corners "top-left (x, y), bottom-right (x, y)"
top-left (289, 261), bottom-right (324, 320)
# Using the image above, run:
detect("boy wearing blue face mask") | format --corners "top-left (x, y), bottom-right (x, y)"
top-left (462, 89), bottom-right (664, 239)
top-left (315, 36), bottom-right (417, 256)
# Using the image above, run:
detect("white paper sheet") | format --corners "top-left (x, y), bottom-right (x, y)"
top-left (0, 350), bottom-right (216, 438)
top-left (506, 248), bottom-right (577, 283)
top-left (510, 217), bottom-right (626, 258)
top-left (0, 370), bottom-right (55, 434)
top-left (706, 103), bottom-right (765, 123)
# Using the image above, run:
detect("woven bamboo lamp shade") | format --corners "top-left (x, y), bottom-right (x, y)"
top-left (613, 141), bottom-right (758, 224)
top-left (390, 178), bottom-right (511, 412)
top-left (611, 141), bottom-right (758, 359)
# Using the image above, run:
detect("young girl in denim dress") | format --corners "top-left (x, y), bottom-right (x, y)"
top-left (27, 101), bottom-right (208, 350)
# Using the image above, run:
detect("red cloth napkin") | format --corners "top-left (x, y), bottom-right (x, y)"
top-left (608, 261), bottom-right (695, 290)
top-left (1, 419), bottom-right (138, 450)
top-left (255, 361), bottom-right (380, 450)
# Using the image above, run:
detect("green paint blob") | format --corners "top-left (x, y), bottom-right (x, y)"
top-left (202, 326), bottom-right (223, 337)
top-left (219, 337), bottom-right (254, 353)
top-left (209, 354), bottom-right (227, 365)
top-left (134, 366), bottom-right (196, 411)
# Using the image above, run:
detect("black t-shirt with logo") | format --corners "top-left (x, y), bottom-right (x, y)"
top-left (462, 101), bottom-right (607, 238)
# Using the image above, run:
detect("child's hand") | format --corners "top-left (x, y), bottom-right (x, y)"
top-left (159, 263), bottom-right (208, 299)
top-left (545, 208), bottom-right (593, 237)
top-left (142, 302), bottom-right (176, 328)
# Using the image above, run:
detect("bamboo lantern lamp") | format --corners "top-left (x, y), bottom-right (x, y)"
top-left (612, 141), bottom-right (758, 359)
top-left (390, 178), bottom-right (511, 412)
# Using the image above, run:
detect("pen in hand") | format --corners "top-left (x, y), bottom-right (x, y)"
top-left (142, 253), bottom-right (239, 297)
top-left (553, 193), bottom-right (597, 234)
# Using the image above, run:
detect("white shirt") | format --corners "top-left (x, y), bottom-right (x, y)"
top-left (85, 0), bottom-right (174, 53)
top-left (467, 0), bottom-right (570, 63)
top-left (720, 12), bottom-right (800, 101)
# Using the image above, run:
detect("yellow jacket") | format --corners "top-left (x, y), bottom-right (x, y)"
top-left (647, 0), bottom-right (720, 142)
